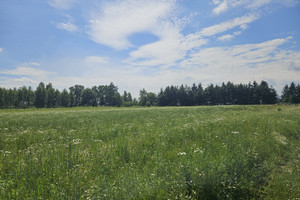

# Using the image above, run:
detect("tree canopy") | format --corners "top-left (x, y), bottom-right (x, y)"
top-left (0, 80), bottom-right (299, 109)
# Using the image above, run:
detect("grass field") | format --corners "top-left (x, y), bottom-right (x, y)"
top-left (0, 105), bottom-right (300, 199)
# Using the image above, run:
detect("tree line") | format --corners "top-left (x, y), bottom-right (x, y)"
top-left (0, 80), bottom-right (299, 109)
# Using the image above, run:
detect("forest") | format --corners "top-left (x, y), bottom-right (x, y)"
top-left (0, 81), bottom-right (299, 109)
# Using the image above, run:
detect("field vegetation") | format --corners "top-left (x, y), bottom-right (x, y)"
top-left (0, 105), bottom-right (299, 199)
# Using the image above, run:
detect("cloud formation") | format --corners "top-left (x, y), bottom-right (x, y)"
top-left (125, 13), bottom-right (259, 68)
top-left (212, 0), bottom-right (299, 15)
top-left (88, 0), bottom-right (176, 50)
top-left (0, 66), bottom-right (54, 78)
top-left (48, 0), bottom-right (77, 10)
top-left (85, 56), bottom-right (110, 64)
top-left (200, 14), bottom-right (259, 37)
top-left (56, 21), bottom-right (78, 32)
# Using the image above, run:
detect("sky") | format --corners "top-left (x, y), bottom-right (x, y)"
top-left (0, 0), bottom-right (300, 97)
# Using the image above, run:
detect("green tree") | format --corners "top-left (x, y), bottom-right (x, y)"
top-left (147, 92), bottom-right (157, 106)
top-left (288, 82), bottom-right (297, 103)
top-left (258, 81), bottom-right (277, 104)
top-left (105, 83), bottom-right (118, 106)
top-left (27, 86), bottom-right (35, 107)
top-left (0, 88), bottom-right (5, 108)
top-left (112, 93), bottom-right (122, 107)
top-left (69, 85), bottom-right (84, 106)
top-left (122, 91), bottom-right (133, 107)
top-left (295, 84), bottom-right (300, 103)
top-left (18, 86), bottom-right (30, 108)
top-left (178, 85), bottom-right (187, 106)
top-left (46, 83), bottom-right (56, 108)
top-left (203, 84), bottom-right (216, 105)
top-left (81, 88), bottom-right (97, 106)
top-left (281, 84), bottom-right (290, 103)
top-left (97, 85), bottom-right (106, 106)
top-left (139, 88), bottom-right (148, 106)
top-left (195, 83), bottom-right (204, 105)
top-left (35, 82), bottom-right (46, 108)
top-left (60, 89), bottom-right (70, 107)
top-left (69, 90), bottom-right (76, 107)
top-left (158, 86), bottom-right (178, 106)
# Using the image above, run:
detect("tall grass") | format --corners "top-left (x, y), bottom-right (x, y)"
top-left (0, 105), bottom-right (299, 199)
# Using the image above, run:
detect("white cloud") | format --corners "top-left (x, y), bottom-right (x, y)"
top-left (86, 1), bottom-right (260, 68)
top-left (48, 0), bottom-right (77, 10)
top-left (0, 77), bottom-right (36, 89)
top-left (200, 13), bottom-right (259, 37)
top-left (0, 63), bottom-right (57, 89)
top-left (87, 0), bottom-right (176, 50)
top-left (159, 37), bottom-right (298, 92)
top-left (0, 48), bottom-right (3, 53)
top-left (211, 0), bottom-right (298, 14)
top-left (213, 0), bottom-right (229, 15)
top-left (182, 37), bottom-right (293, 68)
top-left (218, 34), bottom-right (234, 41)
top-left (124, 28), bottom-right (208, 68)
top-left (56, 21), bottom-right (78, 32)
top-left (280, 0), bottom-right (299, 7)
top-left (124, 12), bottom-right (258, 68)
top-left (85, 56), bottom-right (109, 64)
top-left (0, 66), bottom-right (53, 77)
top-left (218, 31), bottom-right (242, 41)
top-left (0, 63), bottom-right (55, 79)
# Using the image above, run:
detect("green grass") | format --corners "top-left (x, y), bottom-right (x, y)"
top-left (0, 105), bottom-right (299, 199)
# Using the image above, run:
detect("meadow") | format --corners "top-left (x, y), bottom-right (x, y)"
top-left (0, 105), bottom-right (299, 199)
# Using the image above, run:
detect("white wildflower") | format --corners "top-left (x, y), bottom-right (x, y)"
top-left (72, 139), bottom-right (82, 145)
top-left (231, 131), bottom-right (239, 134)
top-left (273, 132), bottom-right (287, 145)
top-left (177, 152), bottom-right (186, 156)
top-left (194, 149), bottom-right (203, 153)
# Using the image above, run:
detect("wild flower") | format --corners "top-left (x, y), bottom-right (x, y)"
top-left (194, 148), bottom-right (203, 153)
top-left (72, 139), bottom-right (82, 145)
top-left (177, 152), bottom-right (186, 156)
top-left (231, 131), bottom-right (240, 134)
top-left (273, 132), bottom-right (287, 145)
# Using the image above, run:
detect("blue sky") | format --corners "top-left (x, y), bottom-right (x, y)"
top-left (0, 0), bottom-right (300, 97)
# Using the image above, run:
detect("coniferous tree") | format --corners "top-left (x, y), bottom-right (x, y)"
top-left (281, 84), bottom-right (290, 103)
top-left (195, 83), bottom-right (204, 105)
top-left (35, 82), bottom-right (46, 108)
top-left (0, 88), bottom-right (5, 108)
top-left (295, 84), bottom-right (300, 103)
top-left (288, 82), bottom-right (297, 103)
top-left (258, 81), bottom-right (277, 104)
